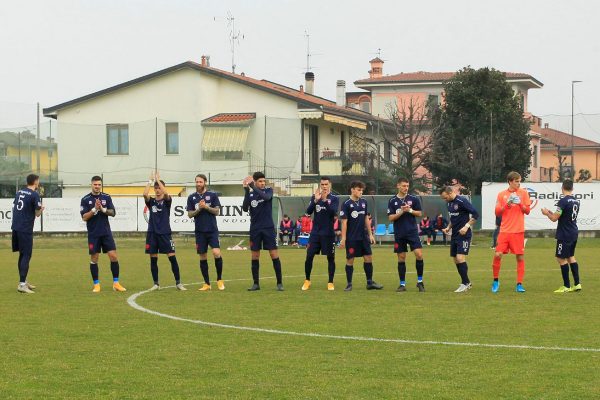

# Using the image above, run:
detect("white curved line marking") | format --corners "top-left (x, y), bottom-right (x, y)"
top-left (126, 275), bottom-right (600, 353)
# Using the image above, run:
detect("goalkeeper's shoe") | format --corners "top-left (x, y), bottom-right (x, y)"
top-left (570, 284), bottom-right (582, 292)
top-left (301, 280), bottom-right (311, 291)
top-left (17, 283), bottom-right (35, 294)
top-left (491, 280), bottom-right (500, 293)
top-left (112, 282), bottom-right (127, 292)
top-left (217, 280), bottom-right (225, 291)
top-left (92, 283), bottom-right (101, 293)
top-left (553, 286), bottom-right (570, 293)
top-left (515, 283), bottom-right (526, 293)
top-left (25, 282), bottom-right (36, 290)
top-left (327, 282), bottom-right (335, 291)
top-left (198, 283), bottom-right (211, 291)
top-left (175, 283), bottom-right (187, 291)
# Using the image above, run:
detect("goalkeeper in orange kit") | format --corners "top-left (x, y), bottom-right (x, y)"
top-left (491, 171), bottom-right (531, 293)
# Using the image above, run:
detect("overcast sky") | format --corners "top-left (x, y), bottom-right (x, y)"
top-left (1, 0), bottom-right (599, 140)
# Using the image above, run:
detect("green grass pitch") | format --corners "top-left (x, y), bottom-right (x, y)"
top-left (1, 235), bottom-right (599, 399)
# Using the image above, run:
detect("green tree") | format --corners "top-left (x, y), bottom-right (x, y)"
top-left (425, 67), bottom-right (532, 194)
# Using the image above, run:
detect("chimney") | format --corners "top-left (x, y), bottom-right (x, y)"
top-left (369, 57), bottom-right (384, 79)
top-left (201, 55), bottom-right (207, 67)
top-left (544, 123), bottom-right (549, 129)
top-left (299, 84), bottom-right (304, 94)
top-left (336, 80), bottom-right (346, 106)
top-left (305, 72), bottom-right (315, 95)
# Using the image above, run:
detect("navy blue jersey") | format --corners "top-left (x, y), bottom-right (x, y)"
top-left (339, 198), bottom-right (368, 241)
top-left (306, 193), bottom-right (339, 236)
top-left (447, 196), bottom-right (479, 239)
top-left (80, 192), bottom-right (115, 237)
top-left (387, 194), bottom-right (421, 236)
top-left (145, 196), bottom-right (172, 235)
top-left (186, 191), bottom-right (221, 233)
top-left (11, 188), bottom-right (41, 233)
top-left (556, 195), bottom-right (579, 241)
top-left (242, 185), bottom-right (274, 231)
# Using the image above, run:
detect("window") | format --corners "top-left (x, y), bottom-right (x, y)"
top-left (106, 124), bottom-right (129, 155)
top-left (0, 146), bottom-right (6, 157)
top-left (359, 101), bottom-right (371, 113)
top-left (383, 141), bottom-right (393, 162)
top-left (532, 145), bottom-right (538, 168)
top-left (166, 122), bottom-right (179, 154)
top-left (428, 94), bottom-right (439, 106)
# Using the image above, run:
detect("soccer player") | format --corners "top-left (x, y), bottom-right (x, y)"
top-left (187, 173), bottom-right (224, 291)
top-left (387, 177), bottom-right (425, 292)
top-left (439, 186), bottom-right (479, 292)
top-left (144, 171), bottom-right (185, 291)
top-left (242, 172), bottom-right (283, 291)
top-left (80, 175), bottom-right (126, 293)
top-left (491, 171), bottom-right (531, 293)
top-left (301, 176), bottom-right (339, 291)
top-left (339, 180), bottom-right (383, 291)
top-left (11, 174), bottom-right (43, 294)
top-left (541, 179), bottom-right (582, 293)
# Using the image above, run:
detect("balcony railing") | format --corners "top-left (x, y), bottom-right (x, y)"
top-left (304, 148), bottom-right (378, 176)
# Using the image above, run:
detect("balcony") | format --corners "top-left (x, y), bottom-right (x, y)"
top-left (303, 148), bottom-right (377, 177)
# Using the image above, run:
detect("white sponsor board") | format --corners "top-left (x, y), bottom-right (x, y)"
top-left (42, 197), bottom-right (138, 232)
top-left (0, 198), bottom-right (42, 232)
top-left (137, 196), bottom-right (249, 232)
top-left (481, 182), bottom-right (600, 230)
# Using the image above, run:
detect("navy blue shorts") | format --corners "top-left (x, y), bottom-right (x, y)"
top-left (556, 240), bottom-right (577, 258)
top-left (394, 234), bottom-right (422, 253)
top-left (345, 239), bottom-right (372, 259)
top-left (250, 229), bottom-right (277, 251)
top-left (12, 230), bottom-right (33, 255)
top-left (195, 231), bottom-right (220, 254)
top-left (88, 235), bottom-right (117, 255)
top-left (146, 232), bottom-right (175, 254)
top-left (307, 234), bottom-right (336, 257)
top-left (450, 236), bottom-right (471, 257)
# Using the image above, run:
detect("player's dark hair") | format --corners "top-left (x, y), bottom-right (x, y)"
top-left (253, 171), bottom-right (265, 181)
top-left (506, 171), bottom-right (521, 182)
top-left (438, 186), bottom-right (453, 195)
top-left (349, 180), bottom-right (365, 190)
top-left (91, 175), bottom-right (102, 182)
top-left (320, 176), bottom-right (331, 182)
top-left (26, 174), bottom-right (39, 186)
top-left (397, 177), bottom-right (409, 184)
top-left (153, 180), bottom-right (166, 188)
top-left (195, 174), bottom-right (208, 182)
top-left (562, 179), bottom-right (574, 191)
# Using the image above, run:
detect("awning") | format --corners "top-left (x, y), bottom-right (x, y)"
top-left (202, 127), bottom-right (249, 152)
top-left (323, 113), bottom-right (367, 130)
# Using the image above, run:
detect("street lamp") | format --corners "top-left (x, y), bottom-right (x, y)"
top-left (571, 80), bottom-right (582, 179)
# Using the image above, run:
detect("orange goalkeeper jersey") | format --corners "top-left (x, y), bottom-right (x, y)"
top-left (495, 188), bottom-right (531, 233)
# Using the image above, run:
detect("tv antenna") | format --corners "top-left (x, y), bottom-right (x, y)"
top-left (226, 11), bottom-right (244, 74)
top-left (304, 30), bottom-right (312, 72)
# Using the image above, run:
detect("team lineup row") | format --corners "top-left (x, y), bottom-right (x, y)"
top-left (10, 171), bottom-right (582, 294)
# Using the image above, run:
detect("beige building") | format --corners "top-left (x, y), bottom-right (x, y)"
top-left (44, 59), bottom-right (392, 197)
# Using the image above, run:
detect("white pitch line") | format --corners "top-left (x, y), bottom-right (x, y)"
top-left (126, 276), bottom-right (600, 354)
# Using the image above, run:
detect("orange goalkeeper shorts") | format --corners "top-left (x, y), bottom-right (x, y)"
top-left (495, 232), bottom-right (525, 255)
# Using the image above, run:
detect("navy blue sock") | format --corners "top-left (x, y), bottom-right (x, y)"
top-left (18, 252), bottom-right (31, 283)
top-left (569, 262), bottom-right (580, 285)
top-left (251, 259), bottom-right (259, 284)
top-left (457, 262), bottom-right (469, 285)
top-left (90, 262), bottom-right (99, 283)
top-left (304, 254), bottom-right (315, 280)
top-left (168, 255), bottom-right (181, 284)
top-left (416, 259), bottom-right (424, 282)
top-left (327, 254), bottom-right (335, 283)
top-left (364, 262), bottom-right (374, 283)
top-left (272, 258), bottom-right (282, 284)
top-left (150, 257), bottom-right (159, 284)
top-left (215, 257), bottom-right (223, 280)
top-left (560, 264), bottom-right (570, 288)
top-left (110, 261), bottom-right (119, 282)
top-left (345, 265), bottom-right (354, 284)
top-left (200, 259), bottom-right (210, 284)
top-left (397, 262), bottom-right (406, 284)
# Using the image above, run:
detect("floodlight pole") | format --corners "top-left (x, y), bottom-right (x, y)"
top-left (571, 80), bottom-right (582, 178)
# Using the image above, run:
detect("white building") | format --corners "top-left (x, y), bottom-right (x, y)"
top-left (44, 58), bottom-right (392, 197)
